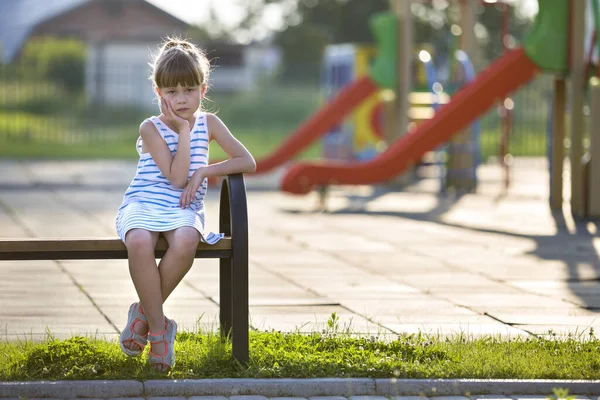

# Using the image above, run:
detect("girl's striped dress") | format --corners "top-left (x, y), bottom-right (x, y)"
top-left (115, 112), bottom-right (223, 245)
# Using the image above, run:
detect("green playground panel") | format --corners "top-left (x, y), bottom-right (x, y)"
top-left (368, 12), bottom-right (397, 90)
top-left (523, 0), bottom-right (569, 75)
top-left (368, 0), bottom-right (571, 85)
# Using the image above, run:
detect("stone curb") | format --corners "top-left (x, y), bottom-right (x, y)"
top-left (143, 379), bottom-right (375, 397)
top-left (2, 379), bottom-right (600, 398)
top-left (0, 380), bottom-right (143, 398)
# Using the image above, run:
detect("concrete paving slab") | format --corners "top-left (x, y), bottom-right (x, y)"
top-left (0, 191), bottom-right (108, 236)
top-left (2, 324), bottom-right (116, 341)
top-left (334, 253), bottom-right (453, 273)
top-left (373, 314), bottom-right (501, 326)
top-left (399, 273), bottom-right (509, 290)
top-left (0, 207), bottom-right (30, 237)
top-left (441, 293), bottom-right (574, 309)
top-left (482, 307), bottom-right (600, 328)
top-left (510, 324), bottom-right (597, 337)
top-left (490, 314), bottom-right (600, 327)
top-left (2, 159), bottom-right (600, 343)
top-left (248, 305), bottom-right (388, 334)
top-left (292, 232), bottom-right (396, 253)
top-left (339, 301), bottom-right (477, 321)
top-left (383, 323), bottom-right (526, 337)
top-left (472, 263), bottom-right (598, 282)
top-left (510, 280), bottom-right (600, 305)
top-left (250, 251), bottom-right (351, 268)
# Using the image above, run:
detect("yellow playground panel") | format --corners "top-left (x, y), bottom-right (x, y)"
top-left (353, 46), bottom-right (383, 158)
top-left (323, 44), bottom-right (385, 160)
top-left (323, 43), bottom-right (437, 161)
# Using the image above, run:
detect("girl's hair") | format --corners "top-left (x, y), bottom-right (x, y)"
top-left (150, 37), bottom-right (210, 89)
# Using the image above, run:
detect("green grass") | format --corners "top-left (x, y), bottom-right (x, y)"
top-left (2, 322), bottom-right (600, 381)
top-left (0, 125), bottom-right (541, 163)
top-left (0, 78), bottom-right (549, 162)
top-left (0, 98), bottom-right (547, 163)
top-left (0, 75), bottom-right (555, 162)
top-left (0, 79), bottom-right (323, 161)
top-left (0, 127), bottom-right (322, 161)
top-left (480, 129), bottom-right (547, 160)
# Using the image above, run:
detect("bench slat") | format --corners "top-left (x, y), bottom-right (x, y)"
top-left (0, 237), bottom-right (232, 260)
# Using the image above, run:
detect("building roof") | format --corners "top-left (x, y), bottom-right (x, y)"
top-left (0, 0), bottom-right (189, 63)
top-left (0, 0), bottom-right (90, 62)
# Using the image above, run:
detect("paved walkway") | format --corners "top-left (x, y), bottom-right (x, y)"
top-left (2, 159), bottom-right (600, 397)
top-left (1, 158), bottom-right (598, 343)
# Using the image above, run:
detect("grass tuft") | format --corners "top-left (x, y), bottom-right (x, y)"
top-left (2, 324), bottom-right (600, 381)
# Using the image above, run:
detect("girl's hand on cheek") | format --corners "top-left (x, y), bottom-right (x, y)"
top-left (161, 97), bottom-right (189, 133)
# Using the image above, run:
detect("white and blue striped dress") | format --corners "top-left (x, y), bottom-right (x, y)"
top-left (116, 112), bottom-right (224, 245)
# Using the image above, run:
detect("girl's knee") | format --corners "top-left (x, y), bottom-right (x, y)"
top-left (171, 228), bottom-right (200, 252)
top-left (125, 229), bottom-right (154, 252)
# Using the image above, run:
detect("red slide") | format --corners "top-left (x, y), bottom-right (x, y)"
top-left (282, 47), bottom-right (539, 194)
top-left (254, 76), bottom-right (378, 174)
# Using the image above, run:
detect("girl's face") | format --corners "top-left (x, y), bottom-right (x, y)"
top-left (158, 83), bottom-right (206, 120)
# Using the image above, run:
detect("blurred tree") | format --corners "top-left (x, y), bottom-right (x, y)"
top-left (19, 37), bottom-right (86, 93)
top-left (187, 25), bottom-right (215, 43)
top-left (477, 2), bottom-right (531, 60)
top-left (411, 0), bottom-right (532, 65)
top-left (273, 0), bottom-right (390, 82)
top-left (187, 3), bottom-right (232, 43)
top-left (195, 0), bottom-right (535, 83)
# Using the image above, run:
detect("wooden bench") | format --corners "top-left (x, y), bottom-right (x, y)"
top-left (0, 173), bottom-right (249, 364)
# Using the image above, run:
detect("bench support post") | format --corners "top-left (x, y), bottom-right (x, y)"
top-left (219, 174), bottom-right (249, 364)
top-left (219, 180), bottom-right (233, 340)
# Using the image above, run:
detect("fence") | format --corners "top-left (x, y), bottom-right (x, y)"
top-left (479, 74), bottom-right (554, 162)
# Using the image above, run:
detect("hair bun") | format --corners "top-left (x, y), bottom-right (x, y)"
top-left (164, 38), bottom-right (193, 51)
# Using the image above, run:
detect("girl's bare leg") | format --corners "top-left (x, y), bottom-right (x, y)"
top-left (158, 227), bottom-right (201, 301)
top-left (124, 229), bottom-right (160, 351)
top-left (125, 227), bottom-right (199, 372)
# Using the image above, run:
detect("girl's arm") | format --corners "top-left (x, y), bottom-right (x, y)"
top-left (203, 113), bottom-right (257, 176)
top-left (179, 114), bottom-right (256, 208)
top-left (140, 100), bottom-right (191, 188)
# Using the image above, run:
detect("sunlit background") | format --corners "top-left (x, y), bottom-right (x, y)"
top-left (0, 0), bottom-right (583, 165)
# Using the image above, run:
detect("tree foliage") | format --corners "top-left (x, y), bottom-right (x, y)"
top-left (19, 37), bottom-right (86, 92)
top-left (198, 0), bottom-right (534, 82)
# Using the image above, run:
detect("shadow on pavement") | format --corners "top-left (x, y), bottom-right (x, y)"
top-left (281, 189), bottom-right (600, 312)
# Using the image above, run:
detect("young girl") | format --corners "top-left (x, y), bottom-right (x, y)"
top-left (116, 37), bottom-right (256, 373)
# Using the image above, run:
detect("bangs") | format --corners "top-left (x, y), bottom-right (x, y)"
top-left (155, 52), bottom-right (203, 88)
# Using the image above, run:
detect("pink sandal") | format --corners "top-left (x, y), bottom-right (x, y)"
top-left (147, 318), bottom-right (177, 371)
top-left (119, 302), bottom-right (148, 356)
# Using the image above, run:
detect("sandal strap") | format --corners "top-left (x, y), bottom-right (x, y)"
top-left (133, 302), bottom-right (148, 322)
top-left (148, 329), bottom-right (166, 338)
top-left (129, 331), bottom-right (148, 346)
top-left (120, 302), bottom-right (149, 356)
top-left (147, 318), bottom-right (177, 369)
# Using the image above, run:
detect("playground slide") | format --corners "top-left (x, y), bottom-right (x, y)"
top-left (281, 47), bottom-right (540, 194)
top-left (254, 76), bottom-right (378, 174)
